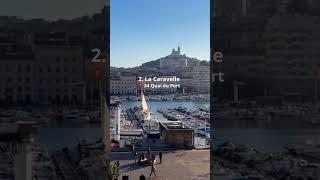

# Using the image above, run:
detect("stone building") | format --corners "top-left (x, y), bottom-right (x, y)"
top-left (159, 46), bottom-right (188, 70)
top-left (0, 31), bottom-right (86, 105)
top-left (110, 75), bottom-right (137, 95)
top-left (33, 33), bottom-right (85, 105)
top-left (159, 121), bottom-right (194, 148)
top-left (0, 45), bottom-right (35, 104)
top-left (191, 66), bottom-right (210, 93)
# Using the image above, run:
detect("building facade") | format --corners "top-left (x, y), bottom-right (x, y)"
top-left (179, 65), bottom-right (210, 94)
top-left (159, 122), bottom-right (194, 148)
top-left (110, 75), bottom-right (137, 95)
top-left (0, 31), bottom-right (86, 105)
top-left (159, 46), bottom-right (188, 70)
top-left (191, 66), bottom-right (210, 93)
top-left (33, 36), bottom-right (85, 105)
top-left (0, 46), bottom-right (34, 104)
top-left (212, 0), bottom-right (320, 101)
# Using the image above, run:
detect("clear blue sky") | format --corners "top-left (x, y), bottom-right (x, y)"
top-left (111, 0), bottom-right (210, 68)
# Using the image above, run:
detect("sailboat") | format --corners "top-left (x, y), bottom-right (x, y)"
top-left (141, 89), bottom-right (151, 121)
top-left (134, 87), bottom-right (159, 134)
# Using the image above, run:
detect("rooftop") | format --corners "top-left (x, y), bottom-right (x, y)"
top-left (160, 121), bottom-right (193, 130)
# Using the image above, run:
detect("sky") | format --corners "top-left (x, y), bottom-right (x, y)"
top-left (0, 0), bottom-right (105, 20)
top-left (111, 0), bottom-right (210, 68)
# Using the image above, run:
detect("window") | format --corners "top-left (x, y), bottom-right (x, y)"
top-left (72, 57), bottom-right (77, 62)
top-left (64, 58), bottom-right (68, 62)
top-left (56, 57), bottom-right (60, 62)
top-left (25, 78), bottom-right (30, 83)
top-left (48, 66), bottom-right (51, 72)
top-left (56, 67), bottom-right (60, 72)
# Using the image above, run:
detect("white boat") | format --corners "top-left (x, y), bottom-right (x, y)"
top-left (134, 87), bottom-right (159, 134)
top-left (167, 112), bottom-right (183, 121)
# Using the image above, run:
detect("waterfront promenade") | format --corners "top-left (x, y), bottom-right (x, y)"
top-left (111, 150), bottom-right (210, 180)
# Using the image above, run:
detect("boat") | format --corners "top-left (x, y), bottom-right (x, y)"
top-left (63, 110), bottom-right (90, 123)
top-left (198, 127), bottom-right (210, 139)
top-left (134, 84), bottom-right (159, 134)
top-left (167, 112), bottom-right (183, 121)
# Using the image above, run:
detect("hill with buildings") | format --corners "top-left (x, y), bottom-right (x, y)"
top-left (141, 46), bottom-right (208, 70)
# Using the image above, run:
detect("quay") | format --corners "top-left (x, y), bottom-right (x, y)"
top-left (111, 149), bottom-right (210, 180)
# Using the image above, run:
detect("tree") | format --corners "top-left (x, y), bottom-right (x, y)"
top-left (108, 165), bottom-right (119, 180)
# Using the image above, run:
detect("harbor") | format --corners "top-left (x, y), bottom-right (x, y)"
top-left (3, 92), bottom-right (320, 179)
top-left (109, 89), bottom-right (210, 151)
top-left (0, 92), bottom-right (210, 179)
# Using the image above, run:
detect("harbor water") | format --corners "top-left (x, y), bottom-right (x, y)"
top-left (40, 127), bottom-right (320, 151)
top-left (39, 100), bottom-right (209, 150)
top-left (215, 128), bottom-right (320, 152)
top-left (121, 100), bottom-right (209, 121)
top-left (38, 100), bottom-right (320, 153)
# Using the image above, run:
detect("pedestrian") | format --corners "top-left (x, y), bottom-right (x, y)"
top-left (115, 160), bottom-right (120, 167)
top-left (152, 154), bottom-right (156, 164)
top-left (140, 174), bottom-right (146, 180)
top-left (134, 151), bottom-right (138, 162)
top-left (148, 146), bottom-right (151, 154)
top-left (113, 161), bottom-right (120, 176)
top-left (159, 151), bottom-right (162, 164)
top-left (149, 161), bottom-right (157, 177)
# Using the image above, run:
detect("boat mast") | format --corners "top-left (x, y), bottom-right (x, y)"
top-left (139, 81), bottom-right (151, 134)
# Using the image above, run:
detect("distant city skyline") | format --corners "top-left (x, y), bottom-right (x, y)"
top-left (0, 0), bottom-right (105, 20)
top-left (111, 0), bottom-right (210, 68)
